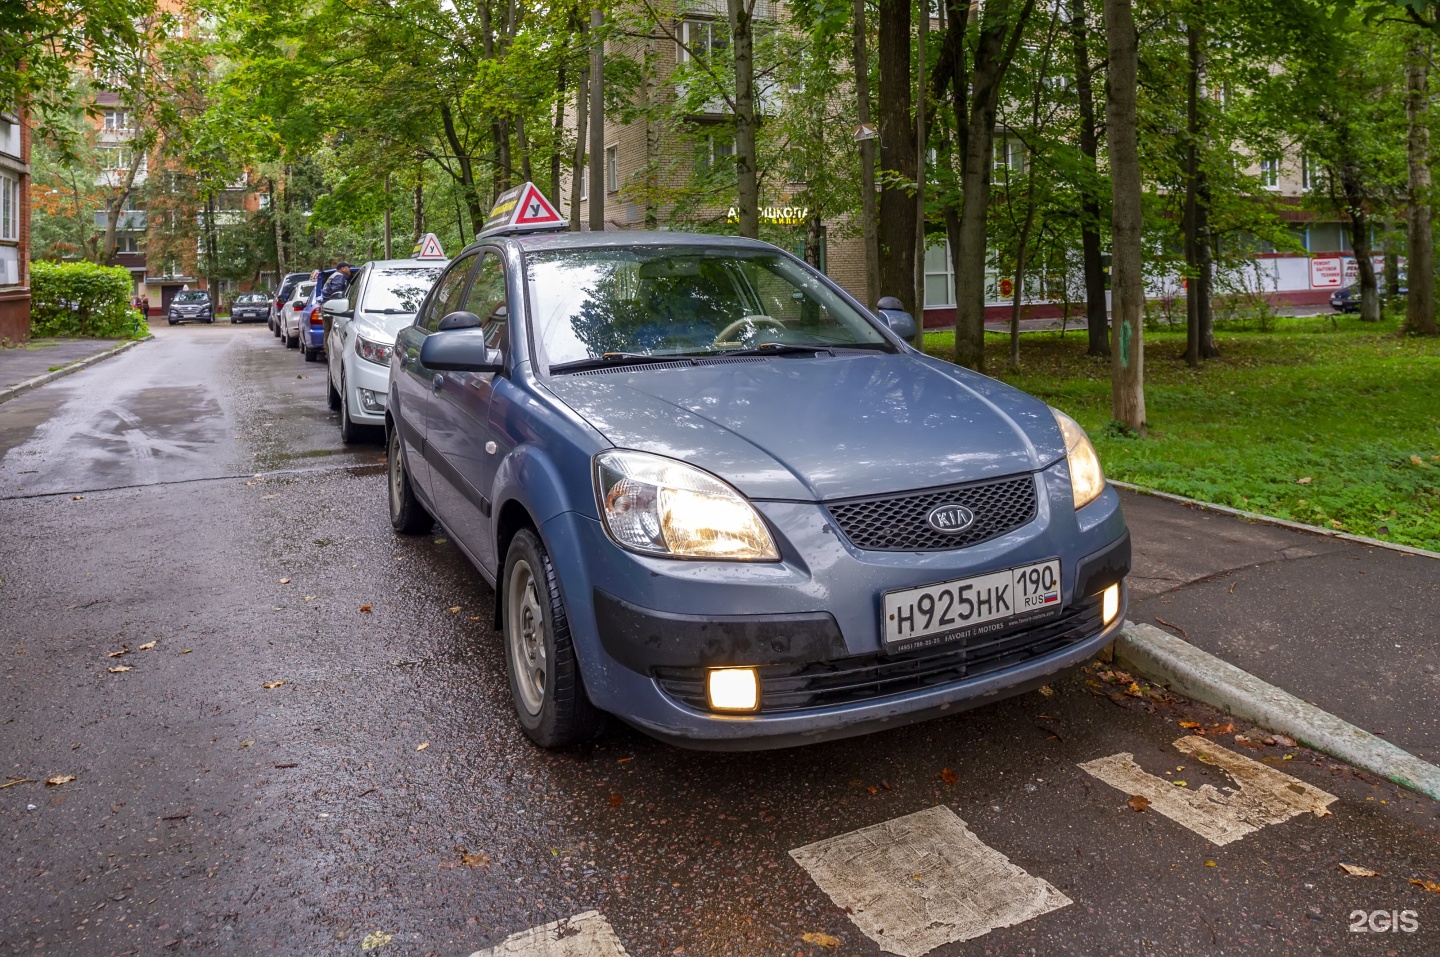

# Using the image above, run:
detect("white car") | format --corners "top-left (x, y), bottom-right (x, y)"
top-left (282, 280), bottom-right (315, 349)
top-left (323, 259), bottom-right (447, 442)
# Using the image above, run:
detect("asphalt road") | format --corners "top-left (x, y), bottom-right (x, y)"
top-left (3, 322), bottom-right (1439, 957)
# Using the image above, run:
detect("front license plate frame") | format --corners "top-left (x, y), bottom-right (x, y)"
top-left (882, 559), bottom-right (1062, 651)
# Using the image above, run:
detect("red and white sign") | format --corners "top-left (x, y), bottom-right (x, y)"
top-left (412, 232), bottom-right (446, 260)
top-left (480, 181), bottom-right (567, 237)
top-left (998, 277), bottom-right (1015, 298)
top-left (513, 183), bottom-right (563, 226)
top-left (1310, 258), bottom-right (1344, 288)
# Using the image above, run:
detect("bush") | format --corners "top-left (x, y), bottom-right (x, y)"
top-left (30, 260), bottom-right (148, 339)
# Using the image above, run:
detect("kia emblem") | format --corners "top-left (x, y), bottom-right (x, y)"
top-left (927, 504), bottom-right (976, 534)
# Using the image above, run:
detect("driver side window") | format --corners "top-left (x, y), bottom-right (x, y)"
top-left (461, 251), bottom-right (509, 350)
top-left (418, 253), bottom-right (477, 332)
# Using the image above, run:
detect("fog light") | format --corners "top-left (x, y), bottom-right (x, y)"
top-left (1102, 584), bottom-right (1121, 625)
top-left (359, 388), bottom-right (385, 412)
top-left (706, 667), bottom-right (759, 712)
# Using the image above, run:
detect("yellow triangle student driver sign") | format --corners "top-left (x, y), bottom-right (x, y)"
top-left (480, 182), bottom-right (566, 238)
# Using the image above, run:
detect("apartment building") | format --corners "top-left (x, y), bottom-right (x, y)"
top-left (0, 102), bottom-right (30, 342)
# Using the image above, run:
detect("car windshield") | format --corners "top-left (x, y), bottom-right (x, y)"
top-left (236, 293), bottom-right (268, 304)
top-left (295, 283), bottom-right (315, 301)
top-left (361, 266), bottom-right (445, 314)
top-left (174, 291), bottom-right (209, 303)
top-left (525, 246), bottom-right (890, 371)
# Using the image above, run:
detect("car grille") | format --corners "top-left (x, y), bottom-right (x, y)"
top-left (825, 474), bottom-right (1038, 552)
top-left (653, 597), bottom-right (1103, 714)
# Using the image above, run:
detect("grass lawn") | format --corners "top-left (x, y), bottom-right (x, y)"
top-left (923, 313), bottom-right (1440, 552)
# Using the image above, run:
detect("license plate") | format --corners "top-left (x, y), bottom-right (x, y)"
top-left (882, 559), bottom-right (1062, 650)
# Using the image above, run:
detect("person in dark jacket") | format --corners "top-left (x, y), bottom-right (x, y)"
top-left (322, 261), bottom-right (356, 300)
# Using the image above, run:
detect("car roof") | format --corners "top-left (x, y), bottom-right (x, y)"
top-left (474, 231), bottom-right (784, 256)
top-left (362, 258), bottom-right (450, 270)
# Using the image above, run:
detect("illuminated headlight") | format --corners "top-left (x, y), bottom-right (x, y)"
top-left (707, 667), bottom-right (759, 712)
top-left (1051, 408), bottom-right (1106, 510)
top-left (594, 450), bottom-right (779, 561)
top-left (355, 335), bottom-right (393, 365)
top-left (1102, 583), bottom-right (1120, 624)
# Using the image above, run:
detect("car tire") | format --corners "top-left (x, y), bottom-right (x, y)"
top-left (387, 423), bottom-right (432, 535)
top-left (502, 529), bottom-right (603, 749)
top-left (167, 319), bottom-right (177, 326)
top-left (338, 372), bottom-right (357, 444)
top-left (303, 346), bottom-right (317, 362)
top-left (205, 316), bottom-right (213, 324)
top-left (326, 365), bottom-right (341, 410)
top-left (286, 334), bottom-right (298, 349)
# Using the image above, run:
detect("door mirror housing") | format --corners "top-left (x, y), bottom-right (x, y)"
top-left (875, 296), bottom-right (918, 341)
top-left (437, 310), bottom-right (483, 331)
top-left (321, 298), bottom-right (352, 319)
top-left (420, 328), bottom-right (504, 373)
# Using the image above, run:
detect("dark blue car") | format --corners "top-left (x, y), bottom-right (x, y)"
top-left (386, 197), bottom-right (1129, 751)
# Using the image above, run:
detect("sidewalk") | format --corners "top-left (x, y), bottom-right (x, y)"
top-left (0, 337), bottom-right (126, 394)
top-left (1121, 487), bottom-right (1440, 764)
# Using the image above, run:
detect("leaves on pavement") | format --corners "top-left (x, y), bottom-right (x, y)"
top-left (447, 606), bottom-right (461, 614)
top-left (106, 647), bottom-right (128, 658)
top-left (416, 742), bottom-right (429, 752)
top-left (1339, 863), bottom-right (1381, 877)
top-left (1128, 794), bottom-right (1150, 812)
top-left (608, 793), bottom-right (624, 807)
top-left (45, 775), bottom-right (75, 787)
top-left (801, 932), bottom-right (841, 948)
top-left (460, 850), bottom-right (490, 867)
top-left (940, 768), bottom-right (959, 785)
top-left (359, 930), bottom-right (392, 952)
top-left (1409, 878), bottom-right (1440, 893)
top-left (278, 578), bottom-right (291, 584)
top-left (107, 665), bottom-right (131, 673)
top-left (359, 605), bottom-right (373, 613)
top-left (262, 680), bottom-right (285, 689)
top-left (138, 641), bottom-right (156, 651)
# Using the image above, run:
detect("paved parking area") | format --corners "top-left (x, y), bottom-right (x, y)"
top-left (2, 323), bottom-right (1437, 956)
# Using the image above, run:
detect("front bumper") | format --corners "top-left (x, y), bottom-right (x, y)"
top-left (345, 352), bottom-right (390, 424)
top-left (539, 463), bottom-right (1130, 750)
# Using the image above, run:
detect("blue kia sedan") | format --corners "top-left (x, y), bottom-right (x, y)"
top-left (386, 193), bottom-right (1129, 751)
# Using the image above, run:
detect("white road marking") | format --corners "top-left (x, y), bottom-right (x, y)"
top-left (1079, 735), bottom-right (1338, 846)
top-left (789, 805), bottom-right (1071, 957)
top-left (467, 911), bottom-right (630, 957)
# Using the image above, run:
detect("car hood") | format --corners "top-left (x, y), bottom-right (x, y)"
top-left (542, 352), bottom-right (1066, 501)
top-left (352, 313), bottom-right (418, 344)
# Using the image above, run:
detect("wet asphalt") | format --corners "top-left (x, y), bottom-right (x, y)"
top-left (2, 322), bottom-right (1439, 956)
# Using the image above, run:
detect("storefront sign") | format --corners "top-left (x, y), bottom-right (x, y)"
top-left (727, 206), bottom-right (811, 226)
top-left (1309, 258), bottom-right (1343, 288)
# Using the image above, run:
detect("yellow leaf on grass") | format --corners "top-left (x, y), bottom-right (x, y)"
top-left (45, 775), bottom-right (75, 786)
top-left (108, 665), bottom-right (131, 673)
top-left (416, 742), bottom-right (429, 752)
top-left (263, 680), bottom-right (285, 690)
top-left (1340, 863), bottom-right (1381, 877)
top-left (1296, 476), bottom-right (1312, 485)
top-left (1411, 455), bottom-right (1424, 466)
top-left (801, 932), bottom-right (841, 948)
top-left (138, 641), bottom-right (156, 651)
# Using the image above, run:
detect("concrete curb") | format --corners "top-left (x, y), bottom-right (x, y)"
top-left (1111, 480), bottom-right (1440, 561)
top-left (1115, 620), bottom-right (1440, 803)
top-left (0, 336), bottom-right (152, 406)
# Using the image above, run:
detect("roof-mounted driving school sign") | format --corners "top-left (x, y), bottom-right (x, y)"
top-left (412, 232), bottom-right (446, 259)
top-left (478, 182), bottom-right (566, 238)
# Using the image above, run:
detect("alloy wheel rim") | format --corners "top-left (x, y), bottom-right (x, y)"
top-left (506, 558), bottom-right (546, 716)
top-left (388, 430), bottom-right (403, 517)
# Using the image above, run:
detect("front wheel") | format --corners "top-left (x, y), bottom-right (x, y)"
top-left (387, 423), bottom-right (431, 535)
top-left (326, 365), bottom-right (341, 410)
top-left (502, 529), bottom-right (603, 749)
top-left (338, 371), bottom-right (358, 444)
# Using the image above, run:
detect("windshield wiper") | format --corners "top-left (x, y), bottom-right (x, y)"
top-left (717, 342), bottom-right (835, 357)
top-left (549, 352), bottom-right (697, 374)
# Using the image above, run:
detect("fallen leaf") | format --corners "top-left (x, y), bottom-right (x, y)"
top-left (1409, 878), bottom-right (1440, 893)
top-left (1340, 863), bottom-right (1381, 877)
top-left (1273, 734), bottom-right (1296, 747)
top-left (1313, 806), bottom-right (1332, 818)
top-left (866, 786), bottom-right (878, 794)
top-left (801, 932), bottom-right (841, 948)
top-left (239, 740), bottom-right (254, 749)
top-left (359, 605), bottom-right (372, 613)
top-left (106, 647), bottom-right (128, 658)
top-left (262, 680), bottom-right (285, 689)
top-left (107, 665), bottom-right (131, 673)
top-left (616, 756), bottom-right (634, 764)
top-left (1179, 721), bottom-right (1200, 729)
top-left (460, 850), bottom-right (490, 867)
top-left (1205, 860), bottom-right (1217, 867)
top-left (303, 595), bottom-right (316, 601)
top-left (1172, 780), bottom-right (1188, 787)
top-left (278, 578), bottom-right (291, 584)
top-left (138, 641), bottom-right (156, 651)
top-left (1128, 794), bottom-right (1150, 812)
top-left (1125, 681), bottom-right (1143, 697)
top-left (1411, 455), bottom-right (1424, 466)
top-left (1037, 684), bottom-right (1055, 697)
top-left (1210, 723), bottom-right (1235, 735)
top-left (608, 793), bottom-right (624, 807)
top-left (1297, 476), bottom-right (1313, 485)
top-left (468, 616), bottom-right (484, 621)
top-left (45, 775), bottom-right (75, 787)
top-left (179, 649), bottom-right (192, 655)
top-left (447, 606), bottom-right (461, 614)
top-left (416, 742), bottom-right (430, 752)
top-left (72, 495), bottom-right (84, 500)
top-left (433, 538), bottom-right (449, 545)
top-left (360, 931), bottom-right (392, 952)
top-left (940, 768), bottom-right (959, 785)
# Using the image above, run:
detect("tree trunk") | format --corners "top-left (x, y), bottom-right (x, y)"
top-left (1405, 37), bottom-right (1437, 335)
top-left (1183, 21), bottom-right (1216, 363)
top-left (853, 0), bottom-right (880, 306)
top-left (440, 103), bottom-right (487, 235)
top-left (383, 173), bottom-right (392, 260)
top-left (878, 0), bottom-right (917, 315)
top-left (729, 0), bottom-right (760, 239)
top-left (913, 2), bottom-right (928, 347)
top-left (204, 191), bottom-right (219, 299)
top-left (1103, 0), bottom-right (1146, 435)
top-left (101, 139), bottom-right (145, 264)
top-left (551, 62), bottom-right (567, 207)
top-left (1070, 0), bottom-right (1108, 357)
top-left (1343, 185), bottom-right (1380, 322)
top-left (571, 50), bottom-right (589, 231)
top-left (516, 113), bottom-right (533, 184)
top-left (588, 5), bottom-right (605, 231)
top-left (413, 178), bottom-right (424, 243)
top-left (269, 175), bottom-right (286, 276)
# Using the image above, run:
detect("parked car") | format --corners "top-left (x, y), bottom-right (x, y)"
top-left (167, 290), bottom-right (214, 325)
top-left (229, 292), bottom-right (271, 324)
top-left (282, 281), bottom-right (315, 349)
top-left (384, 185), bottom-right (1131, 751)
top-left (299, 269), bottom-right (337, 362)
top-left (1330, 281), bottom-right (1406, 313)
top-left (323, 257), bottom-right (447, 443)
top-left (270, 272), bottom-right (311, 336)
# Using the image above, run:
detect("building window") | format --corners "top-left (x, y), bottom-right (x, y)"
top-left (697, 132), bottom-right (735, 172)
top-left (1301, 154), bottom-right (1320, 191)
top-left (1260, 156), bottom-right (1281, 190)
top-left (678, 19), bottom-right (729, 64)
top-left (0, 171), bottom-right (17, 241)
top-left (100, 147), bottom-right (146, 174)
top-left (924, 241), bottom-right (954, 308)
top-left (605, 145), bottom-right (618, 193)
top-left (103, 109), bottom-right (133, 132)
top-left (992, 138), bottom-right (1025, 177)
top-left (579, 164), bottom-right (588, 201)
top-left (114, 233), bottom-right (141, 254)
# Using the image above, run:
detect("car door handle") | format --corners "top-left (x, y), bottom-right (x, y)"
top-left (432, 374), bottom-right (444, 392)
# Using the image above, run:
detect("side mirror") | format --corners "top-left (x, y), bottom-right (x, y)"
top-left (875, 296), bottom-right (917, 341)
top-left (321, 298), bottom-right (352, 319)
top-left (437, 310), bottom-right (483, 331)
top-left (421, 328), bottom-right (503, 373)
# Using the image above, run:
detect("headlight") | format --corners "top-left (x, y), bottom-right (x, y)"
top-left (1051, 407), bottom-right (1106, 510)
top-left (594, 450), bottom-right (779, 561)
top-left (355, 336), bottom-right (393, 365)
